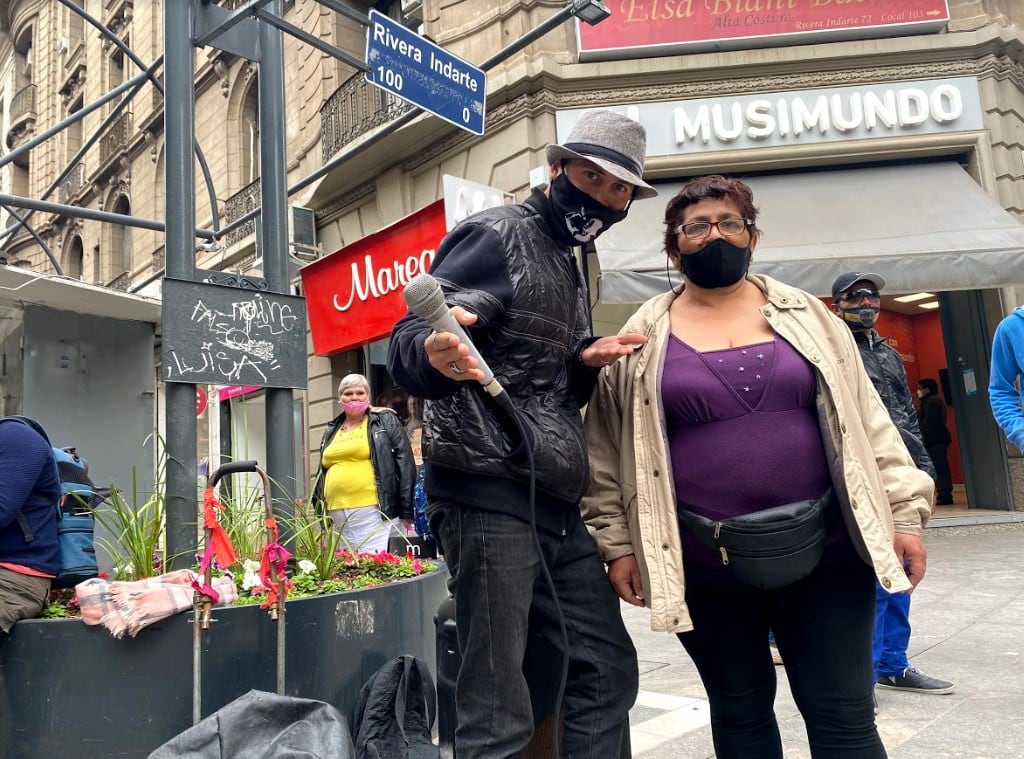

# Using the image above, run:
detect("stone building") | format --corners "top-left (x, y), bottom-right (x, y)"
top-left (3, 0), bottom-right (1024, 508)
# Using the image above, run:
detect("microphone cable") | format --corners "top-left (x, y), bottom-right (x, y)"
top-left (486, 390), bottom-right (570, 756)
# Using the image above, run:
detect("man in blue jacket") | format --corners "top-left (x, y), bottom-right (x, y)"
top-left (989, 306), bottom-right (1024, 452)
top-left (0, 417), bottom-right (60, 633)
top-left (831, 273), bottom-right (954, 706)
top-left (388, 110), bottom-right (654, 759)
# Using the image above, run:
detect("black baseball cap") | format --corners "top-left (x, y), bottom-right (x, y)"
top-left (831, 272), bottom-right (886, 301)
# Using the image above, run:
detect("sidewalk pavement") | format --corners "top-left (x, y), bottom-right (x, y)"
top-left (625, 522), bottom-right (1024, 758)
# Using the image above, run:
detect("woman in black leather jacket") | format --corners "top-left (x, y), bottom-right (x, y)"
top-left (314, 374), bottom-right (415, 553)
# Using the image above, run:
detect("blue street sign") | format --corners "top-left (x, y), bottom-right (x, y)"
top-left (365, 10), bottom-right (486, 136)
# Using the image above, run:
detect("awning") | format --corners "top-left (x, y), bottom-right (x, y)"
top-left (0, 265), bottom-right (161, 323)
top-left (597, 162), bottom-right (1024, 302)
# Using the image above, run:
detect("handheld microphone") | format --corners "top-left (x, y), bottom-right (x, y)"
top-left (403, 273), bottom-right (506, 399)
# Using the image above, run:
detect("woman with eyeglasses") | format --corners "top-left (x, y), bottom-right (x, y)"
top-left (581, 175), bottom-right (933, 758)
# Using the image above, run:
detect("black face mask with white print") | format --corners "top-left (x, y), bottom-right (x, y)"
top-left (548, 173), bottom-right (628, 244)
top-left (679, 237), bottom-right (751, 289)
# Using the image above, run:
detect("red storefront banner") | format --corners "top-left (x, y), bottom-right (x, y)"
top-left (578, 0), bottom-right (949, 59)
top-left (300, 200), bottom-right (446, 356)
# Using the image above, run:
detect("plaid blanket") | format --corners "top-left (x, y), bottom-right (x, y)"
top-left (76, 569), bottom-right (239, 638)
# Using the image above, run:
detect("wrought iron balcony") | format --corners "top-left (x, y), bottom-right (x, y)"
top-left (321, 72), bottom-right (412, 163)
top-left (59, 163), bottom-right (86, 204)
top-left (223, 178), bottom-right (261, 247)
top-left (99, 111), bottom-right (132, 165)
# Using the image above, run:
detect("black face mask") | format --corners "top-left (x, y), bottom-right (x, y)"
top-left (679, 237), bottom-right (751, 289)
top-left (548, 173), bottom-right (628, 244)
top-left (840, 306), bottom-right (879, 329)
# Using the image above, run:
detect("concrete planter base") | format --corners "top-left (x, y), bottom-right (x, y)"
top-left (0, 566), bottom-right (448, 758)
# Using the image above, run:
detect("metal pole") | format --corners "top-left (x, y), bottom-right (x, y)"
top-left (0, 193), bottom-right (212, 235)
top-left (164, 1), bottom-right (199, 574)
top-left (259, 1), bottom-right (297, 548)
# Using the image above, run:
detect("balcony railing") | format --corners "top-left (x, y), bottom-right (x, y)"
top-left (223, 178), bottom-right (261, 247)
top-left (100, 111), bottom-right (132, 165)
top-left (321, 72), bottom-right (412, 163)
top-left (59, 163), bottom-right (86, 204)
top-left (11, 85), bottom-right (36, 122)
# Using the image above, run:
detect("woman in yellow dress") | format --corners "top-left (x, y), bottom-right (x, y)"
top-left (314, 374), bottom-right (415, 553)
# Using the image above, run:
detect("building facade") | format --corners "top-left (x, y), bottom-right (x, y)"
top-left (3, 0), bottom-right (1024, 507)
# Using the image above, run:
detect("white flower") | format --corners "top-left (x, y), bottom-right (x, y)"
top-left (241, 558), bottom-right (262, 591)
top-left (298, 559), bottom-right (317, 576)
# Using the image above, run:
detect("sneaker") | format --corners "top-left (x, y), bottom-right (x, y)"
top-left (876, 667), bottom-right (954, 695)
top-left (769, 643), bottom-right (783, 666)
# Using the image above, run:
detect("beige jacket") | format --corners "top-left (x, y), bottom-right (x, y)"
top-left (581, 275), bottom-right (933, 633)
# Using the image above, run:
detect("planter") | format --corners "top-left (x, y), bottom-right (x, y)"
top-left (0, 566), bottom-right (448, 759)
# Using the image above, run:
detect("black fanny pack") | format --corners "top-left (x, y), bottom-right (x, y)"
top-left (678, 489), bottom-right (836, 590)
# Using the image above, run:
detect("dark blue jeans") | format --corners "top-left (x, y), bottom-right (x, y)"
top-left (678, 556), bottom-right (885, 759)
top-left (431, 502), bottom-right (637, 759)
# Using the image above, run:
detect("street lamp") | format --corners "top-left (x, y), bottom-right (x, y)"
top-left (479, 0), bottom-right (612, 69)
top-left (571, 0), bottom-right (612, 25)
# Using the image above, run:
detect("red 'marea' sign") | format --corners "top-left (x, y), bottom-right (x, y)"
top-left (300, 200), bottom-right (446, 356)
top-left (578, 0), bottom-right (949, 58)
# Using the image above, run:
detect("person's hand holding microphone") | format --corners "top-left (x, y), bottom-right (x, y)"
top-left (425, 309), bottom-right (484, 382)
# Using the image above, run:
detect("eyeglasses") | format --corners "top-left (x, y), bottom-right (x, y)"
top-left (839, 288), bottom-right (881, 303)
top-left (674, 217), bottom-right (752, 239)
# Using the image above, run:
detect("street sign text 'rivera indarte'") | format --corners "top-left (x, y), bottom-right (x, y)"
top-left (365, 10), bottom-right (486, 136)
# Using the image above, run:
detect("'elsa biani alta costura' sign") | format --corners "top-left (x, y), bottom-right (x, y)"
top-left (161, 278), bottom-right (307, 389)
top-left (577, 0), bottom-right (950, 59)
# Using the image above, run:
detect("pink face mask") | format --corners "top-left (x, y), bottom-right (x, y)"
top-left (342, 400), bottom-right (369, 415)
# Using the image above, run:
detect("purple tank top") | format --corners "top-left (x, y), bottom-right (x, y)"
top-left (662, 335), bottom-right (846, 578)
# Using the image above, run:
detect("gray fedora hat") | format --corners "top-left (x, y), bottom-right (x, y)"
top-left (546, 110), bottom-right (658, 199)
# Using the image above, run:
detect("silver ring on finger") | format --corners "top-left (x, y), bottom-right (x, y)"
top-left (448, 360), bottom-right (466, 376)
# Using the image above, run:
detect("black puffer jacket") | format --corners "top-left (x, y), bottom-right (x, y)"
top-left (387, 190), bottom-right (600, 534)
top-left (314, 408), bottom-right (415, 520)
top-left (853, 330), bottom-right (936, 478)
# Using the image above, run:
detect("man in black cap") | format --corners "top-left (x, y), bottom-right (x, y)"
top-left (388, 110), bottom-right (655, 758)
top-left (831, 273), bottom-right (954, 704)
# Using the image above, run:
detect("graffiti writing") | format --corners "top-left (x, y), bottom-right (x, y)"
top-left (164, 294), bottom-right (298, 383)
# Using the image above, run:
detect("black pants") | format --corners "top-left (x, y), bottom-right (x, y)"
top-left (677, 556), bottom-right (886, 759)
top-left (431, 503), bottom-right (637, 759)
top-left (926, 442), bottom-right (954, 503)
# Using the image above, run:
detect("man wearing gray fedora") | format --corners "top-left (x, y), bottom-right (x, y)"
top-left (388, 110), bottom-right (656, 758)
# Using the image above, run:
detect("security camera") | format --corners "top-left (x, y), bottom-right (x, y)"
top-left (196, 240), bottom-right (221, 253)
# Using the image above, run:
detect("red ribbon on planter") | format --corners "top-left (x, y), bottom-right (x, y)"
top-left (192, 487), bottom-right (239, 602)
top-left (258, 516), bottom-right (291, 610)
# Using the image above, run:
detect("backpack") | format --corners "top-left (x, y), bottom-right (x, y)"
top-left (352, 654), bottom-right (439, 759)
top-left (1, 416), bottom-right (103, 589)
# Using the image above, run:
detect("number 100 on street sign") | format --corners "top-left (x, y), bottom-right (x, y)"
top-left (365, 10), bottom-right (486, 136)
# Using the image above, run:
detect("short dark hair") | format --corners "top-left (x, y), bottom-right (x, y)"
top-left (919, 377), bottom-right (939, 395)
top-left (663, 175), bottom-right (761, 260)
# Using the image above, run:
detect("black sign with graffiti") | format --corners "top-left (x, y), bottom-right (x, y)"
top-left (161, 277), bottom-right (307, 389)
